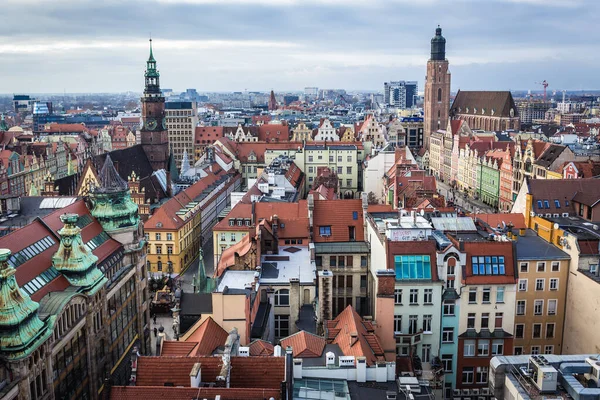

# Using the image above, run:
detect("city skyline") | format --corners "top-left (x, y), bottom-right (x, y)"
top-left (0, 0), bottom-right (598, 93)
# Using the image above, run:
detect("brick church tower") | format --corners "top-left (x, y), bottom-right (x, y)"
top-left (424, 26), bottom-right (451, 150)
top-left (140, 39), bottom-right (170, 171)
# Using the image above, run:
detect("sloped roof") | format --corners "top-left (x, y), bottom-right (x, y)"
top-left (529, 178), bottom-right (600, 214)
top-left (110, 387), bottom-right (281, 400)
top-left (450, 91), bottom-right (518, 118)
top-left (258, 124), bottom-right (290, 142)
top-left (475, 213), bottom-right (527, 230)
top-left (324, 305), bottom-right (385, 366)
top-left (312, 199), bottom-right (364, 242)
top-left (162, 316), bottom-right (229, 356)
top-left (249, 339), bottom-right (274, 356)
top-left (536, 144), bottom-right (567, 168)
top-left (563, 160), bottom-right (600, 178)
top-left (280, 330), bottom-right (326, 358)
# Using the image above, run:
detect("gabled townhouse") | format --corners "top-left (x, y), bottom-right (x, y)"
top-left (314, 118), bottom-right (339, 141)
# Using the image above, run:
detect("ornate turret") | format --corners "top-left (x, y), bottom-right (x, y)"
top-left (195, 248), bottom-right (215, 294)
top-left (52, 214), bottom-right (107, 293)
top-left (180, 150), bottom-right (191, 177)
top-left (430, 25), bottom-right (446, 61)
top-left (144, 39), bottom-right (161, 96)
top-left (0, 249), bottom-right (52, 360)
top-left (90, 155), bottom-right (140, 231)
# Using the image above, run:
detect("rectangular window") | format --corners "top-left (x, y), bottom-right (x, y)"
top-left (338, 256), bottom-right (345, 267)
top-left (476, 366), bottom-right (489, 384)
top-left (423, 288), bottom-right (433, 304)
top-left (536, 278), bottom-right (545, 291)
top-left (155, 245), bottom-right (162, 254)
top-left (549, 278), bottom-right (558, 290)
top-left (346, 256), bottom-right (353, 267)
top-left (462, 367), bottom-right (474, 384)
top-left (482, 287), bottom-right (491, 303)
top-left (230, 233), bottom-right (236, 241)
top-left (551, 261), bottom-right (560, 272)
top-left (531, 346), bottom-right (540, 355)
top-left (337, 166), bottom-right (343, 174)
top-left (155, 233), bottom-right (161, 241)
top-left (408, 315), bottom-right (418, 334)
top-left (471, 256), bottom-right (505, 275)
top-left (346, 179), bottom-right (352, 187)
top-left (496, 286), bottom-right (505, 303)
top-left (220, 233), bottom-right (226, 241)
top-left (394, 315), bottom-right (402, 333)
top-left (518, 279), bottom-right (528, 291)
top-left (537, 262), bottom-right (546, 272)
top-left (515, 324), bottom-right (524, 338)
top-left (492, 340), bottom-right (504, 355)
top-left (467, 313), bottom-right (476, 329)
top-left (315, 256), bottom-right (322, 267)
top-left (319, 226), bottom-right (332, 236)
top-left (548, 299), bottom-right (557, 315)
top-left (534, 300), bottom-right (543, 315)
top-left (495, 312), bottom-right (503, 328)
top-left (442, 354), bottom-right (453, 372)
top-left (546, 323), bottom-right (555, 339)
top-left (520, 262), bottom-right (529, 273)
top-left (478, 340), bottom-right (490, 356)
top-left (409, 289), bottom-right (419, 305)
top-left (481, 313), bottom-right (490, 330)
top-left (337, 156), bottom-right (342, 162)
top-left (514, 346), bottom-right (523, 355)
top-left (533, 324), bottom-right (542, 338)
top-left (167, 246), bottom-right (173, 255)
top-left (166, 233), bottom-right (173, 241)
top-left (443, 301), bottom-right (455, 315)
top-left (422, 315), bottom-right (432, 333)
top-left (517, 300), bottom-right (526, 315)
top-left (346, 166), bottom-right (352, 174)
top-left (330, 256), bottom-right (337, 267)
top-left (361, 256), bottom-right (367, 267)
top-left (544, 345), bottom-right (554, 355)
top-left (274, 315), bottom-right (290, 338)
top-left (394, 255), bottom-right (432, 280)
top-left (469, 287), bottom-right (477, 303)
top-left (329, 155), bottom-right (334, 162)
top-left (464, 340), bottom-right (475, 357)
top-left (442, 327), bottom-right (454, 343)
top-left (394, 289), bottom-right (402, 305)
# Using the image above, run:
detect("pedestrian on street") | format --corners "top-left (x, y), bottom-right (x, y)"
top-left (153, 314), bottom-right (157, 325)
top-left (153, 327), bottom-right (158, 337)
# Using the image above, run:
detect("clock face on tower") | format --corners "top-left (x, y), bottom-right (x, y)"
top-left (162, 117), bottom-right (167, 130)
top-left (146, 119), bottom-right (158, 130)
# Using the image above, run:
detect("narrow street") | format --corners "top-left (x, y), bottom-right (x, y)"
top-left (436, 180), bottom-right (496, 214)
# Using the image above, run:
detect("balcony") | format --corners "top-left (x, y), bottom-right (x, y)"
top-left (395, 330), bottom-right (423, 345)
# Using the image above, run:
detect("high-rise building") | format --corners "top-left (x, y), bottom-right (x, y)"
top-left (384, 81), bottom-right (418, 108)
top-left (517, 101), bottom-right (551, 124)
top-left (140, 39), bottom-right (170, 171)
top-left (423, 26), bottom-right (451, 150)
top-left (304, 87), bottom-right (318, 99)
top-left (165, 100), bottom-right (198, 167)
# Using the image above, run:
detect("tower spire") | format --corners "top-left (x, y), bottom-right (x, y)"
top-left (148, 38), bottom-right (155, 62)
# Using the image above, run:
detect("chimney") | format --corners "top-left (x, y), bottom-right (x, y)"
top-left (190, 363), bottom-right (202, 388)
top-left (251, 201), bottom-right (256, 226)
top-left (272, 214), bottom-right (279, 238)
top-left (274, 344), bottom-right (282, 357)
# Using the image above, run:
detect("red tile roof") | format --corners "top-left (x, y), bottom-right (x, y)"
top-left (325, 305), bottom-right (385, 366)
top-left (135, 356), bottom-right (284, 389)
top-left (110, 386), bottom-right (281, 400)
top-left (195, 126), bottom-right (224, 144)
top-left (0, 199), bottom-right (122, 300)
top-left (214, 201), bottom-right (309, 239)
top-left (249, 339), bottom-right (274, 356)
top-left (43, 123), bottom-right (88, 134)
top-left (184, 317), bottom-right (229, 356)
top-left (385, 240), bottom-right (440, 281)
top-left (280, 331), bottom-right (326, 358)
top-left (160, 341), bottom-right (197, 357)
top-left (474, 213), bottom-right (527, 230)
top-left (258, 124), bottom-right (290, 142)
top-left (312, 199), bottom-right (364, 242)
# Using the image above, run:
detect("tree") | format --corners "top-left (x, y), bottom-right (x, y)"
top-left (367, 191), bottom-right (379, 205)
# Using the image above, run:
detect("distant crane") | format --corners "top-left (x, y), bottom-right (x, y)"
top-left (535, 80), bottom-right (549, 102)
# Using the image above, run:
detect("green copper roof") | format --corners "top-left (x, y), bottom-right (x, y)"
top-left (196, 248), bottom-right (215, 294)
top-left (52, 214), bottom-right (107, 294)
top-left (0, 115), bottom-right (8, 132)
top-left (0, 249), bottom-right (52, 360)
top-left (90, 155), bottom-right (140, 232)
top-left (145, 39), bottom-right (160, 79)
top-left (148, 38), bottom-right (155, 62)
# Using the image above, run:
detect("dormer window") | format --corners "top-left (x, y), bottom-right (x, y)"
top-left (229, 219), bottom-right (235, 226)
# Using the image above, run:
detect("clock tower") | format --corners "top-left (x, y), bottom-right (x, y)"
top-left (140, 39), bottom-right (169, 171)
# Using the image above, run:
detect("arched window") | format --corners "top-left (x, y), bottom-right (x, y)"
top-left (275, 289), bottom-right (290, 306)
top-left (437, 88), bottom-right (442, 102)
top-left (157, 261), bottom-right (163, 271)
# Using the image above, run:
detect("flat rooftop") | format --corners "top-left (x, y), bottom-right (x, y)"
top-left (217, 270), bottom-right (257, 292)
top-left (515, 230), bottom-right (570, 260)
top-left (547, 215), bottom-right (600, 241)
top-left (260, 245), bottom-right (315, 285)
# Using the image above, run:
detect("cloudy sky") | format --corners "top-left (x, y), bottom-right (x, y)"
top-left (0, 0), bottom-right (597, 93)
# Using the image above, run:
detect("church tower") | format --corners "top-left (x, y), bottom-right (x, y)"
top-left (140, 39), bottom-right (170, 171)
top-left (424, 26), bottom-right (451, 150)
